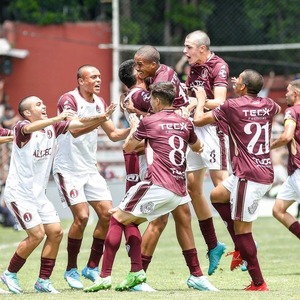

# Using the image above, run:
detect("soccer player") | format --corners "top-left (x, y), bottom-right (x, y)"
top-left (271, 79), bottom-right (300, 241)
top-left (133, 46), bottom-right (220, 290)
top-left (0, 96), bottom-right (116, 294)
top-left (84, 81), bottom-right (220, 292)
top-left (119, 59), bottom-right (151, 192)
top-left (53, 65), bottom-right (130, 290)
top-left (183, 30), bottom-right (228, 274)
top-left (194, 69), bottom-right (281, 291)
top-left (0, 127), bottom-right (14, 295)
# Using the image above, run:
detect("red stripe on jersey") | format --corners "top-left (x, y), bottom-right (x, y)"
top-left (11, 201), bottom-right (25, 229)
top-left (57, 173), bottom-right (71, 207)
top-left (124, 182), bottom-right (152, 212)
top-left (235, 179), bottom-right (247, 221)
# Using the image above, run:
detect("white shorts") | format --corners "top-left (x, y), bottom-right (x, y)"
top-left (53, 171), bottom-right (112, 208)
top-left (119, 181), bottom-right (183, 222)
top-left (186, 124), bottom-right (228, 171)
top-left (139, 154), bottom-right (147, 181)
top-left (276, 169), bottom-right (300, 202)
top-left (222, 175), bottom-right (271, 222)
top-left (5, 193), bottom-right (60, 230)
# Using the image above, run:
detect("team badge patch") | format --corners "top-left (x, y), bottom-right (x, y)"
top-left (140, 202), bottom-right (155, 214)
top-left (23, 212), bottom-right (32, 222)
top-left (248, 199), bottom-right (259, 215)
top-left (70, 189), bottom-right (79, 198)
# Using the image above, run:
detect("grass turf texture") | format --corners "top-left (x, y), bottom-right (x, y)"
top-left (0, 216), bottom-right (299, 299)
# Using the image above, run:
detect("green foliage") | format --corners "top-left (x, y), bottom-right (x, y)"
top-left (167, 0), bottom-right (214, 33)
top-left (120, 18), bottom-right (141, 44)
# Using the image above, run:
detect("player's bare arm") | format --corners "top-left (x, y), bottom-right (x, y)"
top-left (271, 119), bottom-right (296, 150)
top-left (70, 103), bottom-right (117, 138)
top-left (204, 86), bottom-right (227, 110)
top-left (193, 86), bottom-right (216, 126)
top-left (0, 136), bottom-right (13, 144)
top-left (22, 110), bottom-right (73, 134)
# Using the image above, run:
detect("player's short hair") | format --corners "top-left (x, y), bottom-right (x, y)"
top-left (289, 79), bottom-right (300, 92)
top-left (18, 95), bottom-right (34, 119)
top-left (135, 45), bottom-right (160, 64)
top-left (242, 69), bottom-right (264, 95)
top-left (119, 59), bottom-right (136, 88)
top-left (149, 82), bottom-right (176, 105)
top-left (77, 64), bottom-right (97, 79)
top-left (186, 30), bottom-right (210, 49)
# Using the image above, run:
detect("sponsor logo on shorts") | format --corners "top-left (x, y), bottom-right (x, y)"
top-left (126, 174), bottom-right (139, 182)
top-left (140, 202), bottom-right (154, 214)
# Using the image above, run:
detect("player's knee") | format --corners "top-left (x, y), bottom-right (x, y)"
top-left (74, 214), bottom-right (89, 228)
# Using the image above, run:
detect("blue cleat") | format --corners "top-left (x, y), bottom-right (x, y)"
top-left (1, 270), bottom-right (22, 294)
top-left (187, 275), bottom-right (219, 291)
top-left (81, 266), bottom-right (99, 282)
top-left (207, 242), bottom-right (226, 275)
top-left (64, 268), bottom-right (83, 289)
top-left (34, 278), bottom-right (59, 293)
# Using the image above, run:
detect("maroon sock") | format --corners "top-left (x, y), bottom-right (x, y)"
top-left (235, 232), bottom-right (264, 286)
top-left (182, 248), bottom-right (203, 277)
top-left (212, 203), bottom-right (237, 249)
top-left (100, 216), bottom-right (124, 277)
top-left (289, 221), bottom-right (300, 238)
top-left (39, 257), bottom-right (55, 279)
top-left (124, 151), bottom-right (140, 192)
top-left (8, 252), bottom-right (26, 273)
top-left (125, 223), bottom-right (143, 272)
top-left (66, 237), bottom-right (82, 271)
top-left (141, 254), bottom-right (152, 272)
top-left (87, 238), bottom-right (104, 268)
top-left (198, 217), bottom-right (217, 250)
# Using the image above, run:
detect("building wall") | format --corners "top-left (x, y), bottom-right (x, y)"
top-left (2, 21), bottom-right (112, 117)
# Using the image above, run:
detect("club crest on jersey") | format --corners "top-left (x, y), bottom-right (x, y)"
top-left (47, 130), bottom-right (53, 139)
top-left (96, 104), bottom-right (102, 114)
top-left (140, 202), bottom-right (154, 214)
top-left (23, 212), bottom-right (32, 222)
top-left (69, 189), bottom-right (79, 198)
top-left (63, 100), bottom-right (72, 111)
top-left (218, 68), bottom-right (227, 79)
top-left (201, 68), bottom-right (209, 79)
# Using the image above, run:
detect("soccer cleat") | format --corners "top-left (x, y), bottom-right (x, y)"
top-left (115, 270), bottom-right (146, 291)
top-left (187, 275), bottom-right (219, 291)
top-left (81, 266), bottom-right (99, 282)
top-left (226, 250), bottom-right (243, 271)
top-left (207, 242), bottom-right (226, 275)
top-left (34, 278), bottom-right (60, 293)
top-left (129, 282), bottom-right (156, 292)
top-left (64, 268), bottom-right (83, 289)
top-left (0, 270), bottom-right (23, 294)
top-left (244, 281), bottom-right (269, 291)
top-left (84, 276), bottom-right (112, 292)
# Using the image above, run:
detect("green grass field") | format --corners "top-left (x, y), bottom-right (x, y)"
top-left (0, 215), bottom-right (299, 300)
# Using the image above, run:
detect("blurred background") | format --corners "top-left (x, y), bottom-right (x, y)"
top-left (0, 0), bottom-right (299, 222)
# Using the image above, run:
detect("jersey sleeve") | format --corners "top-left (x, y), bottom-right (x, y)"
top-left (54, 120), bottom-right (71, 137)
top-left (211, 62), bottom-right (229, 87)
top-left (14, 120), bottom-right (31, 147)
top-left (57, 93), bottom-right (78, 113)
